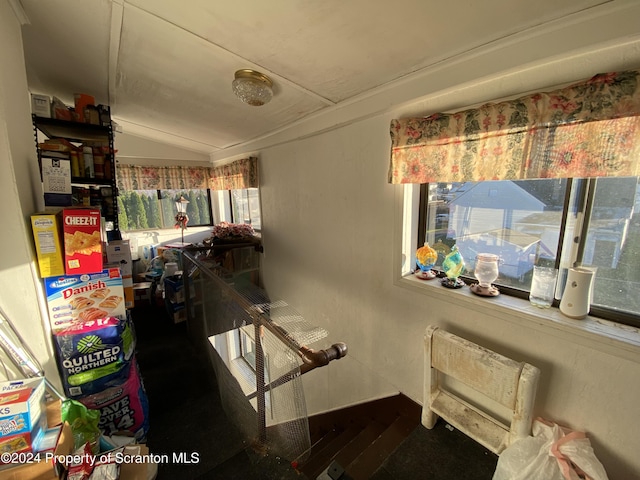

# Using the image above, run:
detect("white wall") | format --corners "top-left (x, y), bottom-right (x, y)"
top-left (0, 2), bottom-right (61, 390)
top-left (3, 0), bottom-right (640, 476)
top-left (259, 108), bottom-right (640, 478)
top-left (236, 23), bottom-right (640, 480)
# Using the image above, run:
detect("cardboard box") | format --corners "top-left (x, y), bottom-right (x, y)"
top-left (31, 94), bottom-right (50, 118)
top-left (0, 423), bottom-right (70, 480)
top-left (31, 214), bottom-right (65, 278)
top-left (105, 240), bottom-right (134, 309)
top-left (45, 401), bottom-right (61, 429)
top-left (165, 274), bottom-right (196, 308)
top-left (168, 306), bottom-right (186, 324)
top-left (60, 208), bottom-right (103, 275)
top-left (42, 157), bottom-right (72, 207)
top-left (133, 283), bottom-right (152, 307)
top-left (105, 241), bottom-right (132, 276)
top-left (44, 268), bottom-right (126, 332)
top-left (103, 263), bottom-right (133, 308)
top-left (0, 378), bottom-right (47, 458)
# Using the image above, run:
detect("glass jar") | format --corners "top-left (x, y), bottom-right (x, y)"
top-left (474, 253), bottom-right (499, 288)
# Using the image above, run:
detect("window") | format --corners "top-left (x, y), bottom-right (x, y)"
top-left (210, 327), bottom-right (272, 414)
top-left (210, 187), bottom-right (262, 231)
top-left (413, 176), bottom-right (640, 326)
top-left (234, 326), bottom-right (271, 387)
top-left (238, 326), bottom-right (257, 370)
top-left (118, 189), bottom-right (212, 231)
top-left (230, 188), bottom-right (261, 230)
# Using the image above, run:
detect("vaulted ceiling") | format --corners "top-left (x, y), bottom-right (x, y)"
top-left (18, 0), bottom-right (626, 157)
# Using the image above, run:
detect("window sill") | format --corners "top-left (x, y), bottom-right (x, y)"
top-left (395, 274), bottom-right (640, 363)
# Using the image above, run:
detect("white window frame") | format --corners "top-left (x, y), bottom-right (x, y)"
top-left (209, 327), bottom-right (272, 416)
top-left (393, 184), bottom-right (640, 363)
top-left (211, 188), bottom-right (262, 232)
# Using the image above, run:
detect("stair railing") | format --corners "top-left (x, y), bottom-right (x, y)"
top-left (181, 246), bottom-right (347, 459)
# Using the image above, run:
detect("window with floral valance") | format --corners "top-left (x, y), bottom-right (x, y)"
top-left (208, 156), bottom-right (258, 191)
top-left (116, 157), bottom-right (259, 191)
top-left (388, 69), bottom-right (640, 184)
top-left (116, 165), bottom-right (211, 191)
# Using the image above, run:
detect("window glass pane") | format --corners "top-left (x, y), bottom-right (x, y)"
top-left (119, 189), bottom-right (211, 231)
top-left (118, 190), bottom-right (158, 231)
top-left (231, 188), bottom-right (261, 230)
top-left (160, 189), bottom-right (211, 228)
top-left (239, 327), bottom-right (256, 370)
top-left (425, 179), bottom-right (568, 289)
top-left (582, 177), bottom-right (640, 316)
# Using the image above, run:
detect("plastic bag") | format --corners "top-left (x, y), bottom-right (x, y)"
top-left (493, 418), bottom-right (609, 480)
top-left (61, 399), bottom-right (101, 454)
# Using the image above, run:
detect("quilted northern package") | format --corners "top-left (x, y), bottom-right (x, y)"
top-left (54, 315), bottom-right (135, 398)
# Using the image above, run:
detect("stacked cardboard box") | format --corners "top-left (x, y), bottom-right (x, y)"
top-left (0, 378), bottom-right (47, 459)
top-left (1, 405), bottom-right (153, 480)
top-left (105, 240), bottom-right (134, 309)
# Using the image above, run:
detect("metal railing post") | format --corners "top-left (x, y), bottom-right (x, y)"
top-left (254, 322), bottom-right (267, 443)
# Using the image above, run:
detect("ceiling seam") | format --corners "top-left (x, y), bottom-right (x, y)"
top-left (108, 0), bottom-right (125, 108)
top-left (123, 1), bottom-right (336, 106)
top-left (113, 117), bottom-right (222, 153)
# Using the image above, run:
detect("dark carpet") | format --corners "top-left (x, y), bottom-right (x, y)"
top-left (371, 421), bottom-right (498, 480)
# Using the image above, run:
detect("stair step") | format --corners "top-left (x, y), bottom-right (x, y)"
top-left (308, 394), bottom-right (419, 437)
top-left (330, 421), bottom-right (387, 472)
top-left (347, 415), bottom-right (419, 480)
top-left (307, 427), bottom-right (342, 458)
top-left (301, 424), bottom-right (364, 480)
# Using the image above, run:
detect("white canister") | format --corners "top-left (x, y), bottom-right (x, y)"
top-left (559, 267), bottom-right (595, 319)
top-left (164, 262), bottom-right (179, 277)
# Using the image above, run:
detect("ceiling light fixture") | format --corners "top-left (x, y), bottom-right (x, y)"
top-left (232, 69), bottom-right (273, 106)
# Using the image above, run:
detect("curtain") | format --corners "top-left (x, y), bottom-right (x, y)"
top-left (117, 165), bottom-right (211, 190)
top-left (208, 156), bottom-right (258, 191)
top-left (117, 157), bottom-right (258, 191)
top-left (388, 69), bottom-right (640, 184)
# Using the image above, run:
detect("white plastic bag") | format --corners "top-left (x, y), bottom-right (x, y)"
top-left (493, 418), bottom-right (609, 480)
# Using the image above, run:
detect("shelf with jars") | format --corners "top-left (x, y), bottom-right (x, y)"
top-left (32, 114), bottom-right (119, 233)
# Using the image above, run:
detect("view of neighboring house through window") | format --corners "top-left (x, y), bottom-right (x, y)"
top-left (418, 176), bottom-right (640, 325)
top-left (118, 189), bottom-right (212, 230)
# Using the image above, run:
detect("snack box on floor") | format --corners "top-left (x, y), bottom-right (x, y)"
top-left (0, 422), bottom-right (154, 480)
top-left (0, 378), bottom-right (47, 458)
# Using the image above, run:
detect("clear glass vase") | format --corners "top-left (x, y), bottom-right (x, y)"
top-left (474, 253), bottom-right (499, 288)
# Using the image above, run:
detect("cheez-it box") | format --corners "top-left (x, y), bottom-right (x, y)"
top-left (60, 208), bottom-right (103, 275)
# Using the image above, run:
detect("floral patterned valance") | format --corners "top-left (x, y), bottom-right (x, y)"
top-left (389, 69), bottom-right (640, 184)
top-left (208, 156), bottom-right (258, 191)
top-left (116, 157), bottom-right (259, 191)
top-left (117, 165), bottom-right (211, 191)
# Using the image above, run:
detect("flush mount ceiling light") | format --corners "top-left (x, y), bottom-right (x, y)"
top-left (232, 69), bottom-right (273, 106)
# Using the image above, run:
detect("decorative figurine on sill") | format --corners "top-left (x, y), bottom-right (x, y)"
top-left (441, 245), bottom-right (465, 288)
top-left (470, 253), bottom-right (500, 297)
top-left (415, 242), bottom-right (438, 280)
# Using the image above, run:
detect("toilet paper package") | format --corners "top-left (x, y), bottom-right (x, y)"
top-left (54, 316), bottom-right (135, 398)
top-left (76, 359), bottom-right (149, 441)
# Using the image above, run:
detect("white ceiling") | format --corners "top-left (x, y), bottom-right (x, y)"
top-left (18, 0), bottom-right (617, 157)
